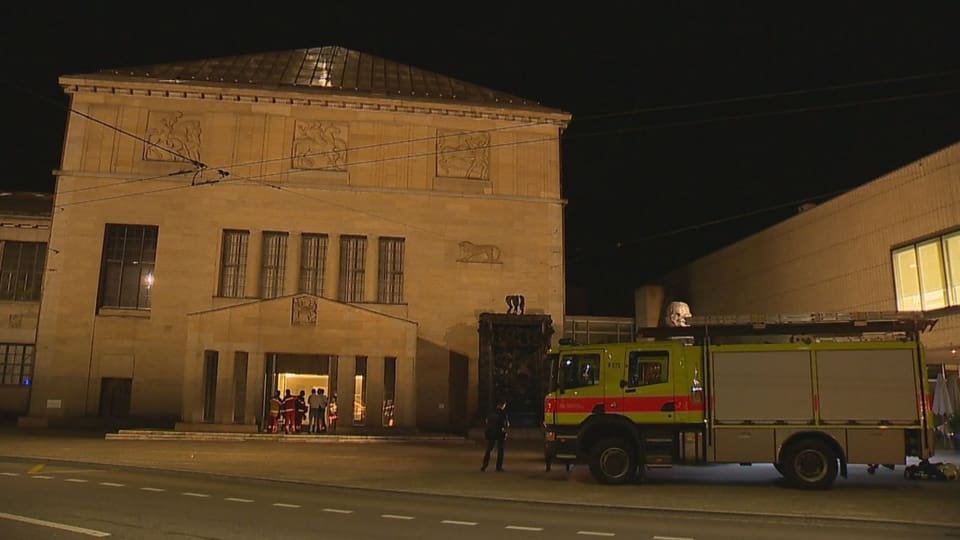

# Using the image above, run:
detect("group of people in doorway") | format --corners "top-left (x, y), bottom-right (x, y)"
top-left (266, 388), bottom-right (339, 434)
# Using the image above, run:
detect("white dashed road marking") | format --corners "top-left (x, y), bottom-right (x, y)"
top-left (0, 512), bottom-right (111, 537)
top-left (381, 514), bottom-right (415, 520)
top-left (99, 482), bottom-right (124, 487)
top-left (140, 487), bottom-right (165, 492)
top-left (31, 475), bottom-right (54, 479)
top-left (182, 492), bottom-right (210, 498)
top-left (65, 478), bottom-right (89, 483)
top-left (577, 532), bottom-right (615, 537)
top-left (225, 497), bottom-right (254, 503)
top-left (0, 472), bottom-right (19, 476)
top-left (273, 503), bottom-right (301, 508)
top-left (506, 525), bottom-right (543, 531)
top-left (442, 520), bottom-right (477, 526)
top-left (322, 508), bottom-right (354, 514)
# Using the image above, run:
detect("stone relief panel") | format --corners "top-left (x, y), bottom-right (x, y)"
top-left (457, 241), bottom-right (501, 264)
top-left (8, 314), bottom-right (22, 329)
top-left (143, 111), bottom-right (202, 163)
top-left (291, 121), bottom-right (348, 171)
top-left (292, 295), bottom-right (319, 326)
top-left (437, 129), bottom-right (490, 180)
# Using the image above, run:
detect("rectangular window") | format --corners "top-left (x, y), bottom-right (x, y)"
top-left (98, 224), bottom-right (158, 310)
top-left (377, 237), bottom-right (405, 304)
top-left (0, 241), bottom-right (46, 301)
top-left (219, 230), bottom-right (249, 298)
top-left (260, 232), bottom-right (288, 299)
top-left (559, 353), bottom-right (601, 390)
top-left (0, 344), bottom-right (34, 385)
top-left (627, 350), bottom-right (670, 387)
top-left (338, 236), bottom-right (366, 302)
top-left (383, 357), bottom-right (397, 427)
top-left (945, 232), bottom-right (960, 306)
top-left (353, 356), bottom-right (367, 426)
top-left (893, 230), bottom-right (960, 311)
top-left (299, 233), bottom-right (328, 296)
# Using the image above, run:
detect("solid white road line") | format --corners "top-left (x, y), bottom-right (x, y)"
top-left (225, 498), bottom-right (254, 503)
top-left (653, 536), bottom-right (694, 540)
top-left (31, 475), bottom-right (54, 479)
top-left (506, 525), bottom-right (543, 531)
top-left (140, 487), bottom-right (165, 492)
top-left (381, 514), bottom-right (415, 520)
top-left (0, 472), bottom-right (19, 476)
top-left (0, 511), bottom-right (111, 537)
top-left (65, 478), bottom-right (89, 483)
top-left (273, 503), bottom-right (301, 508)
top-left (441, 520), bottom-right (478, 526)
top-left (322, 508), bottom-right (354, 514)
top-left (578, 532), bottom-right (615, 537)
top-left (99, 482), bottom-right (125, 487)
top-left (182, 492), bottom-right (210, 498)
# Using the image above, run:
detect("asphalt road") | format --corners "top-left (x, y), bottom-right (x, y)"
top-left (0, 460), bottom-right (957, 540)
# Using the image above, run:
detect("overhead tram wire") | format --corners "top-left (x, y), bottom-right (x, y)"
top-left (55, 85), bottom-right (960, 210)
top-left (13, 66), bottom-right (956, 195)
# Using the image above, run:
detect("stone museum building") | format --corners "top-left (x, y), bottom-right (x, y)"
top-left (20, 46), bottom-right (570, 432)
top-left (0, 193), bottom-right (51, 419)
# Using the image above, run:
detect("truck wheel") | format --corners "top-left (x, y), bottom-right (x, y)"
top-left (783, 439), bottom-right (838, 489)
top-left (773, 462), bottom-right (786, 477)
top-left (589, 438), bottom-right (636, 485)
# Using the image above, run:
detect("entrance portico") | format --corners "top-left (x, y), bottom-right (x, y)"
top-left (178, 294), bottom-right (417, 432)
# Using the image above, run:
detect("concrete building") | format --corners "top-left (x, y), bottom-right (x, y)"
top-left (21, 46), bottom-right (570, 432)
top-left (0, 193), bottom-right (51, 419)
top-left (643, 141), bottom-right (960, 374)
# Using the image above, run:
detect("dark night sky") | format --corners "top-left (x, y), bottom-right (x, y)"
top-left (4, 4), bottom-right (960, 316)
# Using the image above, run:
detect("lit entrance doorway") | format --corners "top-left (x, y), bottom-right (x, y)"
top-left (262, 353), bottom-right (337, 432)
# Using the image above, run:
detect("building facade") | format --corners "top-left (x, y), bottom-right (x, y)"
top-left (0, 193), bottom-right (51, 418)
top-left (22, 47), bottom-right (570, 432)
top-left (648, 141), bottom-right (960, 373)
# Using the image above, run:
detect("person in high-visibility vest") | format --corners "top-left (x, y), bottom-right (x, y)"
top-left (280, 389), bottom-right (297, 434)
top-left (267, 390), bottom-right (281, 433)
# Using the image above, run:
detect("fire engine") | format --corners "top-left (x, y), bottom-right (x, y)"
top-left (543, 312), bottom-right (937, 489)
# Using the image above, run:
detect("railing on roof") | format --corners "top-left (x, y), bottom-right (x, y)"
top-left (636, 311), bottom-right (937, 341)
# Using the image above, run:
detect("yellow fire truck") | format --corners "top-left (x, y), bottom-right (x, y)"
top-left (543, 313), bottom-right (937, 489)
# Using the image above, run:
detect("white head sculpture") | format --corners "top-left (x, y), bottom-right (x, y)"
top-left (665, 301), bottom-right (692, 327)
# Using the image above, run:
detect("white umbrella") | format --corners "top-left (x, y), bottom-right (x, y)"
top-left (932, 372), bottom-right (954, 417)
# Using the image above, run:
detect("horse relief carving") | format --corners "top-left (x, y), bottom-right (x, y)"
top-left (437, 129), bottom-right (490, 180)
top-left (292, 121), bottom-right (348, 171)
top-left (144, 111), bottom-right (202, 163)
top-left (457, 241), bottom-right (501, 263)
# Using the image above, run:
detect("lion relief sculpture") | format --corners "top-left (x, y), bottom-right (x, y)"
top-left (457, 241), bottom-right (502, 264)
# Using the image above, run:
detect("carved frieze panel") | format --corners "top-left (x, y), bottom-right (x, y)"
top-left (437, 129), bottom-right (489, 180)
top-left (143, 111), bottom-right (202, 163)
top-left (291, 121), bottom-right (348, 171)
top-left (292, 295), bottom-right (319, 326)
top-left (457, 241), bottom-right (501, 264)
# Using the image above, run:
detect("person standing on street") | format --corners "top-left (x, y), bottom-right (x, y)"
top-left (481, 400), bottom-right (509, 472)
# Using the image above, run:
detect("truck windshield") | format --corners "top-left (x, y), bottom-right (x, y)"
top-left (546, 353), bottom-right (559, 392)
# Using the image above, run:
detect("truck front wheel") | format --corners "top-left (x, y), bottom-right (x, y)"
top-left (589, 438), bottom-right (636, 485)
top-left (783, 439), bottom-right (838, 489)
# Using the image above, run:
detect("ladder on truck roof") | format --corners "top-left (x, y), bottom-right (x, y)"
top-left (635, 311), bottom-right (937, 341)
